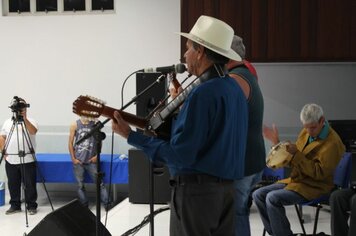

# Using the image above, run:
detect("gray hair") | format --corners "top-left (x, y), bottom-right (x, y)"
top-left (300, 103), bottom-right (324, 124)
top-left (231, 35), bottom-right (246, 59)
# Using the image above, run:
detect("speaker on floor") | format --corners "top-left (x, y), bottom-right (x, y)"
top-left (128, 149), bottom-right (171, 204)
top-left (27, 199), bottom-right (111, 236)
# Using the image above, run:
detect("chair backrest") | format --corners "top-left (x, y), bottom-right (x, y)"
top-left (333, 152), bottom-right (352, 188)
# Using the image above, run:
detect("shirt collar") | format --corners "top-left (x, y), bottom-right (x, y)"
top-left (308, 121), bottom-right (329, 143)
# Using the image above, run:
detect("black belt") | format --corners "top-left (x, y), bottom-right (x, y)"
top-left (170, 174), bottom-right (233, 185)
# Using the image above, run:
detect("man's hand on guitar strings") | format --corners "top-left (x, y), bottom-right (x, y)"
top-left (112, 111), bottom-right (132, 139)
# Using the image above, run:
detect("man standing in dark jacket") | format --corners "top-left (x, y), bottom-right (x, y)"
top-left (112, 15), bottom-right (248, 236)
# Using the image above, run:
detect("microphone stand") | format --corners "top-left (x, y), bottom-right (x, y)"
top-left (121, 74), bottom-right (166, 111)
top-left (122, 73), bottom-right (167, 236)
top-left (126, 72), bottom-right (190, 236)
top-left (75, 73), bottom-right (168, 236)
top-left (93, 131), bottom-right (106, 236)
top-left (148, 161), bottom-right (155, 236)
top-left (75, 120), bottom-right (107, 236)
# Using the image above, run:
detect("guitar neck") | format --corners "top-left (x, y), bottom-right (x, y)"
top-left (148, 76), bottom-right (201, 130)
top-left (101, 106), bottom-right (147, 130)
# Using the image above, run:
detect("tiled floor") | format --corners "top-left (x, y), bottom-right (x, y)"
top-left (0, 192), bottom-right (332, 236)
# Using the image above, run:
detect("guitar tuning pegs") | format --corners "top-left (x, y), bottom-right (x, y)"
top-left (86, 95), bottom-right (106, 105)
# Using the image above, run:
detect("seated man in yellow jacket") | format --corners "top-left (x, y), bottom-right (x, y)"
top-left (253, 103), bottom-right (345, 236)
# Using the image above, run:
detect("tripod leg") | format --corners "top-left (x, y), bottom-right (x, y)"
top-left (0, 121), bottom-right (16, 165)
top-left (1, 115), bottom-right (42, 227)
top-left (21, 122), bottom-right (55, 212)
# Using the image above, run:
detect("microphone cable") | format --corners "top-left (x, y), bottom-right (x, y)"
top-left (121, 70), bottom-right (142, 109)
top-left (120, 205), bottom-right (170, 236)
top-left (101, 70), bottom-right (136, 226)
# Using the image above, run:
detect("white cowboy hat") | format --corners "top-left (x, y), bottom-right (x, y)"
top-left (178, 15), bottom-right (242, 61)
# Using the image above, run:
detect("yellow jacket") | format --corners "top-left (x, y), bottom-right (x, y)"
top-left (278, 127), bottom-right (345, 200)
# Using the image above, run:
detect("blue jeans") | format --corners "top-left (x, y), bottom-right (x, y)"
top-left (252, 183), bottom-right (307, 236)
top-left (73, 163), bottom-right (109, 207)
top-left (234, 171), bottom-right (263, 236)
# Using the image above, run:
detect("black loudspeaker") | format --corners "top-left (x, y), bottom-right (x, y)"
top-left (133, 73), bottom-right (171, 203)
top-left (136, 72), bottom-right (167, 117)
top-left (27, 199), bottom-right (111, 236)
top-left (128, 149), bottom-right (171, 204)
top-left (136, 72), bottom-right (173, 140)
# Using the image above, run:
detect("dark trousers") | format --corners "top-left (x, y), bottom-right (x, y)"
top-left (169, 176), bottom-right (235, 236)
top-left (5, 161), bottom-right (38, 210)
top-left (330, 188), bottom-right (356, 236)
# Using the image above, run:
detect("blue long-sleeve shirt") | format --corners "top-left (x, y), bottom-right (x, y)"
top-left (128, 74), bottom-right (248, 180)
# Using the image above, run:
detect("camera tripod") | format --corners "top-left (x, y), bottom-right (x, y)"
top-left (0, 112), bottom-right (54, 227)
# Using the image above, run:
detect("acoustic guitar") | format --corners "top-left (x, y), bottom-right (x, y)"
top-left (72, 95), bottom-right (172, 139)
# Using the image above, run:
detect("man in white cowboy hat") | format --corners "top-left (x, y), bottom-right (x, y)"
top-left (111, 15), bottom-right (248, 236)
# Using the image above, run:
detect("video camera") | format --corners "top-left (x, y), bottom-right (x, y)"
top-left (9, 96), bottom-right (30, 113)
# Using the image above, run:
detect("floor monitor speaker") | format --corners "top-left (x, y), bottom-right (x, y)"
top-left (27, 199), bottom-right (111, 236)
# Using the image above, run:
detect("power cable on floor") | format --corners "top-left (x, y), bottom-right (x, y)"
top-left (120, 205), bottom-right (170, 236)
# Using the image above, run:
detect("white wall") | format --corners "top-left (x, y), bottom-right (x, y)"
top-left (258, 62), bottom-right (356, 125)
top-left (256, 62), bottom-right (356, 142)
top-left (1, 1), bottom-right (356, 161)
top-left (0, 0), bottom-right (181, 158)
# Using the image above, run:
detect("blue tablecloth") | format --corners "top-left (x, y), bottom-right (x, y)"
top-left (35, 153), bottom-right (128, 184)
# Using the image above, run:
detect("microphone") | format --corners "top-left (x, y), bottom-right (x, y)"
top-left (140, 63), bottom-right (186, 74)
